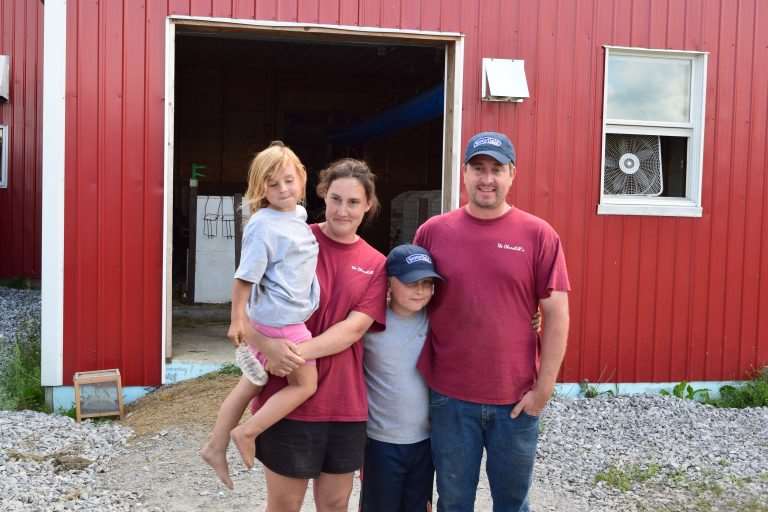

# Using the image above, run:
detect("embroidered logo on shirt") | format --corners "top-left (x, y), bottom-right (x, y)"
top-left (497, 243), bottom-right (525, 252)
top-left (351, 265), bottom-right (375, 275)
top-left (405, 254), bottom-right (432, 265)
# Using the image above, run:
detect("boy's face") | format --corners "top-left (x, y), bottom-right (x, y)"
top-left (389, 276), bottom-right (434, 314)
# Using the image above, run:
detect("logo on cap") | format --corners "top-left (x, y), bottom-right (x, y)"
top-left (405, 254), bottom-right (432, 265)
top-left (473, 137), bottom-right (503, 148)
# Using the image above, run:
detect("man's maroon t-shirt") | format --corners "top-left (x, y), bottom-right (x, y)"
top-left (253, 223), bottom-right (387, 421)
top-left (414, 207), bottom-right (570, 404)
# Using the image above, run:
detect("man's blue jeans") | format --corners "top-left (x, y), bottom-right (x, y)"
top-left (429, 389), bottom-right (539, 512)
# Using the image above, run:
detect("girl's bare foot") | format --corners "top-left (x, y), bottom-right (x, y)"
top-left (200, 443), bottom-right (234, 489)
top-left (230, 426), bottom-right (256, 469)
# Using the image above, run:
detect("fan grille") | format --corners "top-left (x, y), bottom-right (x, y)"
top-left (604, 134), bottom-right (663, 195)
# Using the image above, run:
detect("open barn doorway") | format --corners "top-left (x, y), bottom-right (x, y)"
top-left (163, 19), bottom-right (462, 376)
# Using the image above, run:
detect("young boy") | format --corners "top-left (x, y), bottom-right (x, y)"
top-left (361, 244), bottom-right (442, 512)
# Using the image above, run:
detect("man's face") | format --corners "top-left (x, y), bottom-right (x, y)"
top-left (464, 155), bottom-right (515, 210)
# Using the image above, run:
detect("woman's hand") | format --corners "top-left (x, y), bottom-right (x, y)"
top-left (260, 338), bottom-right (305, 377)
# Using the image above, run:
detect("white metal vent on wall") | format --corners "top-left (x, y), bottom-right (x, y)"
top-left (481, 58), bottom-right (529, 102)
top-left (0, 55), bottom-right (8, 102)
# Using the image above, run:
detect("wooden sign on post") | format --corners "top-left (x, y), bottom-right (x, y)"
top-left (73, 369), bottom-right (125, 422)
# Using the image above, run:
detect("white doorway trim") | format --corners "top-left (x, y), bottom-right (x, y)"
top-left (161, 16), bottom-right (465, 382)
top-left (41, 0), bottom-right (68, 387)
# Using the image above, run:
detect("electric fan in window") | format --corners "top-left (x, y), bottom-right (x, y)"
top-left (604, 134), bottom-right (663, 196)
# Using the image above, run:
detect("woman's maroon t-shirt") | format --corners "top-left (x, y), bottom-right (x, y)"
top-left (252, 223), bottom-right (387, 421)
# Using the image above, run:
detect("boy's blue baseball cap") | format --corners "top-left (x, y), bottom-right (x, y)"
top-left (464, 131), bottom-right (516, 165)
top-left (386, 244), bottom-right (443, 283)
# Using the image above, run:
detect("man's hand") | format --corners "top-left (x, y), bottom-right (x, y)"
top-left (260, 338), bottom-right (305, 377)
top-left (510, 386), bottom-right (552, 418)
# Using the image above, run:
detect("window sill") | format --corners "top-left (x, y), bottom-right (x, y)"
top-left (597, 202), bottom-right (702, 217)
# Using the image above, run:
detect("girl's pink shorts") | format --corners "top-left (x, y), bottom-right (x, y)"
top-left (248, 319), bottom-right (315, 366)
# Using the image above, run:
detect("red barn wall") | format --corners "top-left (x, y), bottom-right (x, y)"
top-left (0, 0), bottom-right (43, 279)
top-left (62, 0), bottom-right (768, 386)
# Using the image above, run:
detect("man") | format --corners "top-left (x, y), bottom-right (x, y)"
top-left (414, 131), bottom-right (570, 512)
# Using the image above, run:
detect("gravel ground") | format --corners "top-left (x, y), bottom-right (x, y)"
top-left (0, 411), bottom-right (135, 511)
top-left (0, 287), bottom-right (41, 372)
top-left (535, 395), bottom-right (768, 511)
top-left (1, 393), bottom-right (766, 511)
top-left (1, 286), bottom-right (766, 511)
top-left (0, 287), bottom-right (42, 408)
top-left (0, 287), bottom-right (41, 341)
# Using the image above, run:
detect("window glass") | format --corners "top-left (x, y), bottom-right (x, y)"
top-left (606, 55), bottom-right (691, 123)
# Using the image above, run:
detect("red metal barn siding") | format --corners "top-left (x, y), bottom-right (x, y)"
top-left (0, 0), bottom-right (43, 279)
top-left (61, 0), bottom-right (768, 386)
top-left (63, 0), bottom-right (164, 386)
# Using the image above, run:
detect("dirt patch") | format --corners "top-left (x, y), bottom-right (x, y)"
top-left (100, 372), bottom-right (572, 511)
top-left (121, 372), bottom-right (243, 436)
top-left (97, 372), bottom-right (344, 511)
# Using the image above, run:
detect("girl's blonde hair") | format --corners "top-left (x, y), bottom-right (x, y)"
top-left (244, 141), bottom-right (307, 214)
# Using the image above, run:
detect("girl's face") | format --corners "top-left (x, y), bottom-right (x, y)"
top-left (323, 177), bottom-right (372, 242)
top-left (265, 163), bottom-right (303, 212)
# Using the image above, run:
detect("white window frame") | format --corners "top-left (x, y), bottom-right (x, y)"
top-left (0, 124), bottom-right (8, 188)
top-left (598, 46), bottom-right (708, 217)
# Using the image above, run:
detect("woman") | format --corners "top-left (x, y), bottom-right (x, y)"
top-left (247, 157), bottom-right (387, 512)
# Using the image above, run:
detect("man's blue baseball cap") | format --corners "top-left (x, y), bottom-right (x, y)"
top-left (386, 244), bottom-right (443, 283)
top-left (464, 131), bottom-right (516, 165)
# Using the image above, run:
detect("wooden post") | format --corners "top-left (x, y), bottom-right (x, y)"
top-left (234, 193), bottom-right (243, 269)
top-left (187, 186), bottom-right (197, 303)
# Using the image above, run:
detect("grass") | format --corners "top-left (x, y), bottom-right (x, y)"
top-left (216, 362), bottom-right (242, 376)
top-left (594, 463), bottom-right (660, 491)
top-left (57, 405), bottom-right (78, 420)
top-left (579, 379), bottom-right (616, 398)
top-left (734, 500), bottom-right (768, 512)
top-left (0, 318), bottom-right (46, 411)
top-left (0, 277), bottom-right (39, 290)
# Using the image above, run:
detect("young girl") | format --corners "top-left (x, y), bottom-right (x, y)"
top-left (200, 141), bottom-right (320, 490)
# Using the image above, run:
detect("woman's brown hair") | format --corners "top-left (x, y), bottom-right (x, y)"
top-left (316, 158), bottom-right (381, 221)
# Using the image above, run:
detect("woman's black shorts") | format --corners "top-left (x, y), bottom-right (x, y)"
top-left (255, 419), bottom-right (367, 479)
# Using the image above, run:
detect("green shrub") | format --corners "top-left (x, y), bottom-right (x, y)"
top-left (660, 369), bottom-right (768, 408)
top-left (0, 318), bottom-right (45, 411)
top-left (710, 367), bottom-right (768, 408)
top-left (660, 380), bottom-right (711, 402)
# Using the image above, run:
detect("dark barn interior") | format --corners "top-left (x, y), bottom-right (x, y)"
top-left (172, 28), bottom-right (445, 302)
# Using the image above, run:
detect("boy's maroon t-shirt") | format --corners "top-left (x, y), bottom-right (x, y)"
top-left (414, 207), bottom-right (570, 404)
top-left (252, 223), bottom-right (387, 421)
